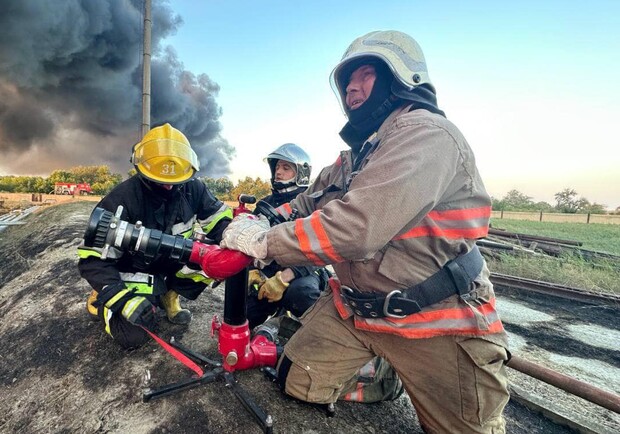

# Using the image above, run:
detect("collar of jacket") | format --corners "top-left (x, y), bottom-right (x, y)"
top-left (339, 101), bottom-right (411, 154)
top-left (375, 104), bottom-right (412, 139)
top-left (337, 105), bottom-right (414, 188)
top-left (269, 186), bottom-right (307, 207)
top-left (274, 184), bottom-right (302, 194)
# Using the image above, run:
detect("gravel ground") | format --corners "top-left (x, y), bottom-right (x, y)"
top-left (496, 288), bottom-right (620, 434)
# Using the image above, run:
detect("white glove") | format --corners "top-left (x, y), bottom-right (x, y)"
top-left (220, 213), bottom-right (270, 259)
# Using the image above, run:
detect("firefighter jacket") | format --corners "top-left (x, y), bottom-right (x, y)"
top-left (77, 176), bottom-right (232, 293)
top-left (265, 105), bottom-right (505, 342)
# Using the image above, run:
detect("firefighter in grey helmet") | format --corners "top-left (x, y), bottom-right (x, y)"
top-left (222, 30), bottom-right (510, 433)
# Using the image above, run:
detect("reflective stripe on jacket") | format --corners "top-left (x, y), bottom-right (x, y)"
top-left (119, 272), bottom-right (155, 294)
top-left (174, 203), bottom-right (233, 238)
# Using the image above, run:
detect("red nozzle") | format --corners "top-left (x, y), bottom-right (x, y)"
top-left (188, 242), bottom-right (252, 280)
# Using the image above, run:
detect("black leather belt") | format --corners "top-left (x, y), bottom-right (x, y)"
top-left (341, 245), bottom-right (484, 319)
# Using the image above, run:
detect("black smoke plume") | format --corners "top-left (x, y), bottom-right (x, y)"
top-left (0, 0), bottom-right (233, 177)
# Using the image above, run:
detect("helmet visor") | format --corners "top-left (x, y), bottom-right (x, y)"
top-left (329, 54), bottom-right (390, 114)
top-left (133, 138), bottom-right (200, 171)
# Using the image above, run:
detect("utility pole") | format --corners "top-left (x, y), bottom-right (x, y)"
top-left (141, 0), bottom-right (152, 137)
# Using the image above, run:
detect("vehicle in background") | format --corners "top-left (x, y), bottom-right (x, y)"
top-left (54, 182), bottom-right (93, 196)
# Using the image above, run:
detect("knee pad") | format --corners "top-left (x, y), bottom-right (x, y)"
top-left (106, 311), bottom-right (151, 350)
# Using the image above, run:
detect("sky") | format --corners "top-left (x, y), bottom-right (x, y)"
top-left (0, 1), bottom-right (619, 209)
top-left (165, 0), bottom-right (620, 209)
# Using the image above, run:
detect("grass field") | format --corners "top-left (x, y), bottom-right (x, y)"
top-left (487, 219), bottom-right (620, 294)
top-left (491, 218), bottom-right (620, 255)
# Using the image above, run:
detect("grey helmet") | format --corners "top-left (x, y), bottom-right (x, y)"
top-left (329, 30), bottom-right (434, 113)
top-left (265, 143), bottom-right (312, 189)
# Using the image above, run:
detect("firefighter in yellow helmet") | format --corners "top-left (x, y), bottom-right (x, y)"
top-left (131, 123), bottom-right (200, 185)
top-left (78, 123), bottom-right (233, 349)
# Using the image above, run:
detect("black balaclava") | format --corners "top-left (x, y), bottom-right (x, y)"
top-left (138, 175), bottom-right (180, 201)
top-left (339, 61), bottom-right (446, 152)
top-left (270, 186), bottom-right (306, 207)
top-left (392, 82), bottom-right (445, 118)
top-left (339, 61), bottom-right (397, 153)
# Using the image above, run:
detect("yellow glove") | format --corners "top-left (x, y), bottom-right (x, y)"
top-left (248, 269), bottom-right (266, 288)
top-left (258, 271), bottom-right (289, 302)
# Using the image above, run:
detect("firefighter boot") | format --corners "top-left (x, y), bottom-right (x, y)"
top-left (161, 290), bottom-right (192, 325)
top-left (86, 290), bottom-right (99, 320)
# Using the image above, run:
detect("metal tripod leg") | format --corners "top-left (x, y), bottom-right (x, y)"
top-left (143, 339), bottom-right (274, 433)
top-left (169, 336), bottom-right (222, 367)
top-left (224, 372), bottom-right (273, 434)
top-left (143, 368), bottom-right (222, 402)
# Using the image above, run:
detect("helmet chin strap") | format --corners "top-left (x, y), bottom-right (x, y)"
top-left (272, 177), bottom-right (297, 191)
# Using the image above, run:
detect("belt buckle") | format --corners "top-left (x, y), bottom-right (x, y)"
top-left (340, 285), bottom-right (355, 306)
top-left (383, 290), bottom-right (407, 319)
top-left (459, 282), bottom-right (477, 301)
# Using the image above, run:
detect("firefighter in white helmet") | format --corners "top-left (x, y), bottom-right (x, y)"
top-left (221, 31), bottom-right (510, 432)
top-left (249, 142), bottom-right (405, 404)
top-left (245, 143), bottom-right (330, 329)
top-left (78, 123), bottom-right (233, 349)
top-left (265, 143), bottom-right (312, 196)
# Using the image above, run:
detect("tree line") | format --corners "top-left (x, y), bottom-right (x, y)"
top-left (3, 167), bottom-right (609, 214)
top-left (0, 166), bottom-right (123, 195)
top-left (202, 176), bottom-right (271, 202)
top-left (492, 188), bottom-right (611, 214)
top-left (0, 166), bottom-right (272, 201)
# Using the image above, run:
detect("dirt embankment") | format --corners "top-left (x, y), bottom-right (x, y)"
top-left (0, 202), bottom-right (572, 433)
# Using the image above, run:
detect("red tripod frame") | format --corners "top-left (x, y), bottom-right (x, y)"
top-left (142, 197), bottom-right (279, 433)
top-left (143, 268), bottom-right (279, 433)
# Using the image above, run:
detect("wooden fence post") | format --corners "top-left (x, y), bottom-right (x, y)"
top-left (500, 210), bottom-right (504, 219)
top-left (587, 212), bottom-right (591, 224)
top-left (539, 211), bottom-right (543, 222)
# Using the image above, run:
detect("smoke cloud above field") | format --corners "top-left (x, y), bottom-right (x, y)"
top-left (0, 0), bottom-right (233, 177)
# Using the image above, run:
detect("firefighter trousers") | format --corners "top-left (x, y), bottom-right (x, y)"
top-left (279, 290), bottom-right (510, 434)
top-left (94, 272), bottom-right (208, 349)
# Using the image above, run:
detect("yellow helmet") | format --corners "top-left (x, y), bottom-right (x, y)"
top-left (131, 123), bottom-right (200, 184)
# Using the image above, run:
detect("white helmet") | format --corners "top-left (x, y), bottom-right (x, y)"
top-left (265, 143), bottom-right (312, 188)
top-left (330, 30), bottom-right (433, 112)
